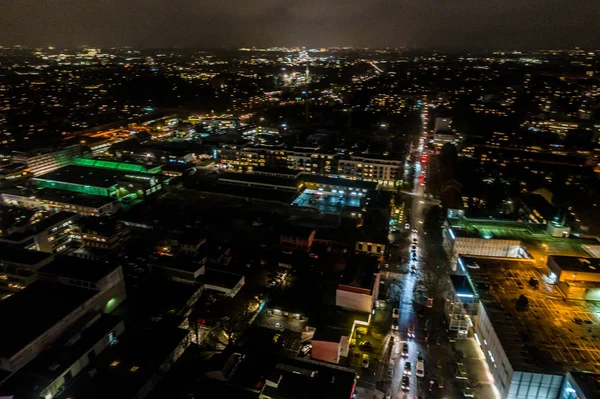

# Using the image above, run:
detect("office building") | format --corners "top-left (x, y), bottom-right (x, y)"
top-left (0, 257), bottom-right (126, 373)
top-left (11, 145), bottom-right (83, 176)
top-left (33, 165), bottom-right (162, 199)
top-left (452, 256), bottom-right (600, 399)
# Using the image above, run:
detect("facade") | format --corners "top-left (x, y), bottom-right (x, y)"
top-left (0, 188), bottom-right (120, 217)
top-left (0, 246), bottom-right (54, 294)
top-left (280, 225), bottom-right (316, 251)
top-left (0, 211), bottom-right (79, 254)
top-left (0, 259), bottom-right (126, 373)
top-left (217, 147), bottom-right (402, 187)
top-left (11, 144), bottom-right (83, 176)
top-left (456, 256), bottom-right (600, 399)
top-left (33, 165), bottom-right (162, 199)
top-left (0, 315), bottom-right (125, 399)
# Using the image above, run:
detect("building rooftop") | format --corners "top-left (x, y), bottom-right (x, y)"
top-left (340, 254), bottom-right (379, 291)
top-left (0, 314), bottom-right (123, 398)
top-left (72, 157), bottom-right (161, 174)
top-left (60, 325), bottom-right (190, 399)
top-left (0, 281), bottom-right (96, 359)
top-left (460, 255), bottom-right (600, 375)
top-left (38, 255), bottom-right (120, 284)
top-left (34, 165), bottom-right (152, 189)
top-left (449, 274), bottom-right (476, 298)
top-left (260, 357), bottom-right (356, 399)
top-left (219, 172), bottom-right (299, 188)
top-left (36, 188), bottom-right (118, 208)
top-left (0, 243), bottom-right (54, 266)
top-left (547, 256), bottom-right (600, 274)
top-left (568, 371), bottom-right (600, 398)
top-left (299, 174), bottom-right (378, 191)
top-left (204, 267), bottom-right (244, 290)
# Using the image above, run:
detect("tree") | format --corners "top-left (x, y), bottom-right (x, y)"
top-left (419, 261), bottom-right (450, 300)
top-left (516, 295), bottom-right (529, 311)
top-left (206, 297), bottom-right (261, 352)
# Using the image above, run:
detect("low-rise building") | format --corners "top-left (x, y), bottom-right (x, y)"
top-left (0, 256), bottom-right (125, 373)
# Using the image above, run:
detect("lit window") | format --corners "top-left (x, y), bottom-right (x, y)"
top-left (130, 366), bottom-right (139, 372)
top-left (110, 361), bottom-right (120, 367)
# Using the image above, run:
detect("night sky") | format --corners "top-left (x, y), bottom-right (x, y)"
top-left (2, 0), bottom-right (600, 49)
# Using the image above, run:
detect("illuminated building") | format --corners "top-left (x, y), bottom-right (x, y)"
top-left (11, 144), bottom-right (83, 176)
top-left (33, 165), bottom-right (162, 199)
top-left (0, 211), bottom-right (78, 254)
top-left (217, 148), bottom-right (402, 187)
top-left (452, 256), bottom-right (600, 399)
top-left (0, 257), bottom-right (126, 373)
top-left (0, 188), bottom-right (120, 217)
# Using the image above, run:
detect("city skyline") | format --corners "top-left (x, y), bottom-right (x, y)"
top-left (2, 0), bottom-right (600, 49)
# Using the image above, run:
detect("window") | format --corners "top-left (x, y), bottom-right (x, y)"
top-left (367, 245), bottom-right (373, 252)
top-left (377, 246), bottom-right (382, 253)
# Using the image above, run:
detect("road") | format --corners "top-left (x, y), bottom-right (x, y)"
top-left (389, 103), bottom-right (434, 399)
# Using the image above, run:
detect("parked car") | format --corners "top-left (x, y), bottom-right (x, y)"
top-left (362, 354), bottom-right (370, 368)
top-left (301, 344), bottom-right (312, 355)
top-left (359, 341), bottom-right (373, 349)
top-left (416, 353), bottom-right (425, 377)
top-left (401, 375), bottom-right (410, 390)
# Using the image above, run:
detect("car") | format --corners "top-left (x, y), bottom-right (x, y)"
top-left (392, 324), bottom-right (398, 331)
top-left (412, 238), bottom-right (418, 243)
top-left (281, 249), bottom-right (293, 255)
top-left (308, 253), bottom-right (319, 259)
top-left (362, 354), bottom-right (370, 368)
top-left (401, 375), bottom-right (410, 390)
top-left (463, 387), bottom-right (475, 397)
top-left (410, 266), bottom-right (416, 274)
top-left (359, 341), bottom-right (373, 349)
top-left (301, 343), bottom-right (312, 355)
top-left (416, 353), bottom-right (425, 377)
top-left (408, 325), bottom-right (415, 338)
top-left (411, 245), bottom-right (416, 250)
top-left (401, 343), bottom-right (409, 357)
top-left (412, 256), bottom-right (417, 261)
top-left (392, 308), bottom-right (399, 319)
top-left (404, 223), bottom-right (410, 230)
top-left (412, 228), bottom-right (418, 233)
top-left (404, 361), bottom-right (412, 375)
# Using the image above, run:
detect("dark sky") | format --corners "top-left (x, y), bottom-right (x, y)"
top-left (2, 0), bottom-right (600, 49)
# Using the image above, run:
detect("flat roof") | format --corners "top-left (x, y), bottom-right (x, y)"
top-left (340, 254), bottom-right (378, 290)
top-left (461, 255), bottom-right (600, 375)
top-left (449, 274), bottom-right (476, 297)
top-left (60, 325), bottom-right (189, 399)
top-left (0, 281), bottom-right (96, 359)
top-left (300, 174), bottom-right (377, 190)
top-left (38, 255), bottom-right (119, 283)
top-left (568, 371), bottom-right (600, 398)
top-left (34, 165), bottom-right (153, 189)
top-left (263, 357), bottom-right (356, 399)
top-left (219, 172), bottom-right (298, 188)
top-left (204, 268), bottom-right (244, 289)
top-left (0, 314), bottom-right (123, 397)
top-left (548, 256), bottom-right (600, 274)
top-left (0, 243), bottom-right (54, 266)
top-left (36, 188), bottom-right (117, 208)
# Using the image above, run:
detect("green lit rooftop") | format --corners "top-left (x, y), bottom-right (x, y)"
top-left (72, 157), bottom-right (161, 174)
